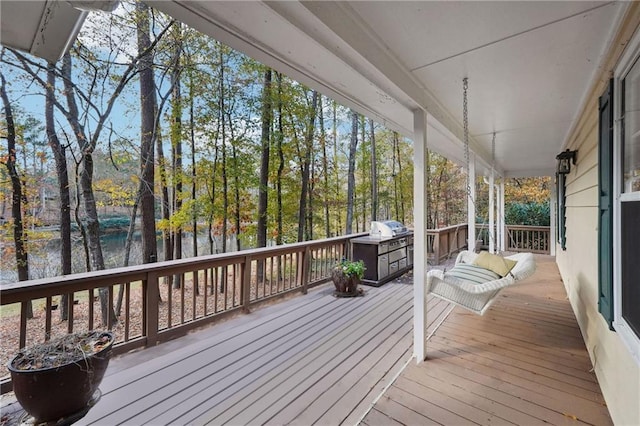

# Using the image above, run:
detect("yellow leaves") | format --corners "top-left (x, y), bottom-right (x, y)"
top-left (504, 177), bottom-right (551, 204)
top-left (93, 178), bottom-right (136, 207)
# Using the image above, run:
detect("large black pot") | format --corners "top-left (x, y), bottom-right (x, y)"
top-left (8, 331), bottom-right (114, 423)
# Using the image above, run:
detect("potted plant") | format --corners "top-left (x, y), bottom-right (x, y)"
top-left (332, 259), bottom-right (365, 296)
top-left (7, 330), bottom-right (114, 424)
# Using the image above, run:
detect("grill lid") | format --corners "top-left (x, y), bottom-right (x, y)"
top-left (370, 220), bottom-right (408, 237)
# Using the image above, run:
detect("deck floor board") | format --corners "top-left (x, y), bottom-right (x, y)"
top-left (50, 255), bottom-right (611, 426)
top-left (364, 255), bottom-right (612, 426)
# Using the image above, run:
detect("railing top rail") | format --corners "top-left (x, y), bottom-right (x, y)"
top-left (504, 225), bottom-right (550, 230)
top-left (426, 223), bottom-right (468, 233)
top-left (1, 232), bottom-right (365, 304)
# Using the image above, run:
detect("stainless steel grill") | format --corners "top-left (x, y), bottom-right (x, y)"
top-left (370, 220), bottom-right (408, 238)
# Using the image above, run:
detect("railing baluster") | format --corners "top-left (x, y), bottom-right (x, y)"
top-left (45, 297), bottom-right (52, 341)
top-left (242, 256), bottom-right (251, 313)
top-left (125, 283), bottom-right (130, 341)
top-left (108, 285), bottom-right (115, 331)
top-left (180, 273), bottom-right (185, 325)
top-left (301, 247), bottom-right (310, 294)
top-left (167, 276), bottom-right (172, 329)
top-left (67, 292), bottom-right (74, 334)
top-left (19, 302), bottom-right (27, 349)
top-left (88, 289), bottom-right (94, 330)
top-left (203, 269), bottom-right (208, 316)
top-left (192, 270), bottom-right (197, 320)
top-left (146, 272), bottom-right (159, 346)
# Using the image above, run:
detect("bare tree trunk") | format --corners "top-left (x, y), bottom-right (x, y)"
top-left (137, 1), bottom-right (158, 267)
top-left (333, 102), bottom-right (342, 232)
top-left (189, 71), bottom-right (200, 296)
top-left (257, 68), bottom-right (272, 281)
top-left (158, 130), bottom-right (171, 264)
top-left (1, 72), bottom-right (33, 319)
top-left (276, 73), bottom-right (284, 245)
top-left (190, 74), bottom-right (198, 258)
top-left (360, 115), bottom-right (366, 231)
top-left (171, 25), bottom-right (183, 289)
top-left (257, 68), bottom-right (272, 248)
top-left (346, 110), bottom-right (358, 234)
top-left (392, 132), bottom-right (399, 220)
top-left (228, 110), bottom-right (241, 253)
top-left (394, 132), bottom-right (406, 222)
top-left (207, 141), bottom-right (219, 255)
top-left (219, 49), bottom-right (229, 292)
top-left (297, 90), bottom-right (318, 242)
top-left (319, 96), bottom-right (331, 238)
top-left (61, 54), bottom-right (116, 327)
top-left (45, 65), bottom-right (72, 321)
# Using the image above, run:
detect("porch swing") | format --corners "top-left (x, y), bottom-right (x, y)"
top-left (426, 78), bottom-right (536, 315)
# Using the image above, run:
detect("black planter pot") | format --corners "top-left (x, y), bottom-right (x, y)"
top-left (331, 268), bottom-right (362, 296)
top-left (8, 331), bottom-right (114, 424)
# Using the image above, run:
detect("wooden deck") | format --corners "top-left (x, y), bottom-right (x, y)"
top-left (363, 255), bottom-right (612, 426)
top-left (75, 272), bottom-right (453, 425)
top-left (2, 255), bottom-right (611, 425)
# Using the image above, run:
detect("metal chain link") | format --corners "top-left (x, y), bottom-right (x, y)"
top-left (463, 78), bottom-right (474, 204)
top-left (491, 131), bottom-right (496, 171)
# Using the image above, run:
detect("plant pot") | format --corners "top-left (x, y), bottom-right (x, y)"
top-left (331, 268), bottom-right (361, 296)
top-left (8, 331), bottom-right (114, 423)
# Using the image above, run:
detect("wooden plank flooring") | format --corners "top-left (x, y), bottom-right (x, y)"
top-left (76, 273), bottom-right (452, 425)
top-left (362, 256), bottom-right (613, 426)
top-left (4, 255), bottom-right (612, 425)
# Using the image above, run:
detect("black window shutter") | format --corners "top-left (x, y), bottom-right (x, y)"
top-left (598, 78), bottom-right (614, 330)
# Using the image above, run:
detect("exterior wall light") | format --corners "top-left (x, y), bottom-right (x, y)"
top-left (556, 149), bottom-right (577, 174)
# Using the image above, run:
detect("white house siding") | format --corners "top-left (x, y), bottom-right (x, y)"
top-left (556, 5), bottom-right (640, 425)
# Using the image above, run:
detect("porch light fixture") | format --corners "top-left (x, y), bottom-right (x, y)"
top-left (556, 149), bottom-right (577, 174)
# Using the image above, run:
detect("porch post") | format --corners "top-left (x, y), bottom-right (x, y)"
top-left (413, 109), bottom-right (428, 363)
top-left (489, 170), bottom-right (495, 253)
top-left (499, 179), bottom-right (505, 252)
top-left (549, 180), bottom-right (556, 256)
top-left (467, 153), bottom-right (476, 252)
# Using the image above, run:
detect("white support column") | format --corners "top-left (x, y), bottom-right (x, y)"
top-left (489, 170), bottom-right (495, 253)
top-left (495, 180), bottom-right (501, 252)
top-left (467, 153), bottom-right (476, 252)
top-left (550, 180), bottom-right (556, 256)
top-left (499, 179), bottom-right (505, 252)
top-left (412, 109), bottom-right (428, 363)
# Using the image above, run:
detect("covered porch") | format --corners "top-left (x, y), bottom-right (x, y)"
top-left (1, 256), bottom-right (610, 425)
top-left (1, 1), bottom-right (638, 424)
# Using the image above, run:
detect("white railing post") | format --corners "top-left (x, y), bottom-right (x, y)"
top-left (413, 109), bottom-right (428, 363)
top-left (499, 179), bottom-right (505, 252)
top-left (467, 153), bottom-right (476, 252)
top-left (489, 170), bottom-right (495, 253)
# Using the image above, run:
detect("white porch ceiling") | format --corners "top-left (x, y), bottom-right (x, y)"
top-left (0, 1), bottom-right (88, 63)
top-left (1, 1), bottom-right (627, 177)
top-left (148, 0), bottom-right (626, 178)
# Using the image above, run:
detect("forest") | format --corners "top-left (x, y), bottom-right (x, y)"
top-left (0, 1), bottom-right (549, 288)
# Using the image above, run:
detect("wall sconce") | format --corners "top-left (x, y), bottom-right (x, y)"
top-left (556, 149), bottom-right (577, 174)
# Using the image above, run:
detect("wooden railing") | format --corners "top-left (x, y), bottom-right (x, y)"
top-left (476, 224), bottom-right (551, 254)
top-left (0, 233), bottom-right (364, 393)
top-left (426, 224), bottom-right (468, 264)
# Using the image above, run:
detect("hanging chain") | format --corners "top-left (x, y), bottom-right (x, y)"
top-left (491, 131), bottom-right (496, 171)
top-left (463, 78), bottom-right (473, 202)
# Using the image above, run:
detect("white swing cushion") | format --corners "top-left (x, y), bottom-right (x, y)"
top-left (444, 263), bottom-right (500, 285)
top-left (427, 251), bottom-right (536, 315)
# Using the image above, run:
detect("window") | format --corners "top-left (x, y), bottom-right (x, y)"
top-left (613, 31), bottom-right (640, 363)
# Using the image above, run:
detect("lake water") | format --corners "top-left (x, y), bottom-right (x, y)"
top-left (0, 230), bottom-right (255, 284)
